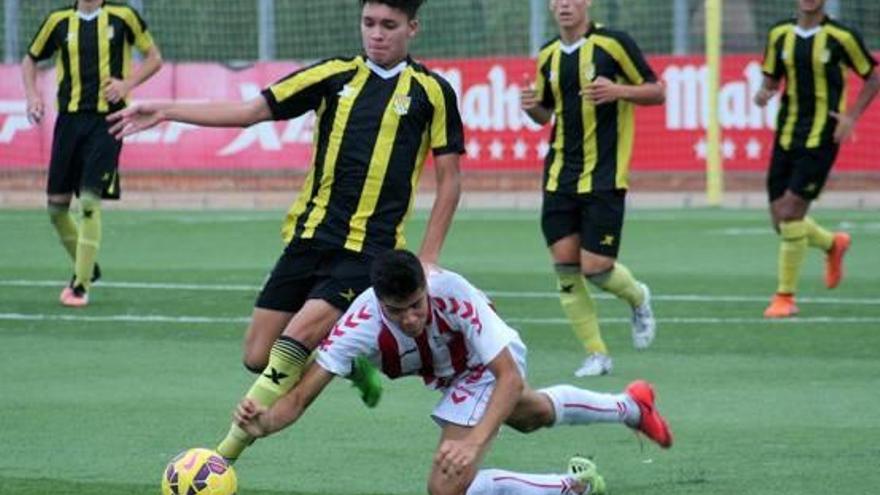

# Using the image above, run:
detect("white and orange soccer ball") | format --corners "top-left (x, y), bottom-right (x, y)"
top-left (161, 448), bottom-right (237, 495)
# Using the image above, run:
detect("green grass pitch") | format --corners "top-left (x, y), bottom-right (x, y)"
top-left (1, 208), bottom-right (878, 494)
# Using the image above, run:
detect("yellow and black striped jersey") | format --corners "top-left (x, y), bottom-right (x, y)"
top-left (28, 1), bottom-right (154, 114)
top-left (535, 23), bottom-right (656, 194)
top-left (762, 17), bottom-right (877, 150)
top-left (262, 55), bottom-right (465, 257)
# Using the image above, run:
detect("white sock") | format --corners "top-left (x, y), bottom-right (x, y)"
top-left (467, 469), bottom-right (583, 495)
top-left (539, 385), bottom-right (639, 427)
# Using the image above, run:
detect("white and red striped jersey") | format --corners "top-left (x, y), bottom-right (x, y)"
top-left (316, 269), bottom-right (524, 390)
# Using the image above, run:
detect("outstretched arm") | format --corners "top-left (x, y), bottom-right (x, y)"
top-left (107, 96), bottom-right (273, 139)
top-left (418, 152), bottom-right (461, 266)
top-left (234, 362), bottom-right (336, 438)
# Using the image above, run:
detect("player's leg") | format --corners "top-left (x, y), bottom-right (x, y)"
top-left (799, 145), bottom-right (850, 289)
top-left (466, 459), bottom-right (605, 495)
top-left (218, 246), bottom-right (378, 461)
top-left (543, 192), bottom-right (607, 377)
top-left (64, 115), bottom-right (123, 306)
top-left (764, 145), bottom-right (834, 317)
top-left (580, 190), bottom-right (654, 350)
top-left (504, 382), bottom-right (671, 448)
top-left (46, 114), bottom-right (81, 301)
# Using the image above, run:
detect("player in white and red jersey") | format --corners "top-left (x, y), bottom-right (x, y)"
top-left (234, 250), bottom-right (673, 495)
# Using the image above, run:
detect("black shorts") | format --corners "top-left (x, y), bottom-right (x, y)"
top-left (541, 189), bottom-right (626, 258)
top-left (767, 142), bottom-right (839, 202)
top-left (255, 240), bottom-right (373, 313)
top-left (47, 112), bottom-right (122, 199)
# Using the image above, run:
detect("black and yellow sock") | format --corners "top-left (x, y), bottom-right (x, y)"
top-left (556, 264), bottom-right (607, 355)
top-left (48, 202), bottom-right (79, 262)
top-left (803, 216), bottom-right (834, 251)
top-left (74, 192), bottom-right (101, 291)
top-left (778, 220), bottom-right (808, 294)
top-left (217, 336), bottom-right (310, 462)
top-left (587, 262), bottom-right (645, 308)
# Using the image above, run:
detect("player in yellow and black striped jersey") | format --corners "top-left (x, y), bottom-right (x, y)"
top-left (755, 0), bottom-right (879, 318)
top-left (521, 0), bottom-right (665, 378)
top-left (109, 0), bottom-right (463, 462)
top-left (21, 0), bottom-right (163, 307)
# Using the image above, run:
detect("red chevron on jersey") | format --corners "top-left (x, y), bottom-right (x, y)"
top-left (460, 301), bottom-right (474, 318)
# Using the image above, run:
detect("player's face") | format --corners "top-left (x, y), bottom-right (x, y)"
top-left (798, 0), bottom-right (826, 15)
top-left (361, 2), bottom-right (419, 68)
top-left (550, 0), bottom-right (591, 29)
top-left (380, 288), bottom-right (430, 337)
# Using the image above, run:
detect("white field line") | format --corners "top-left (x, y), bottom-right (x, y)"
top-left (1, 313), bottom-right (879, 326)
top-left (1, 279), bottom-right (879, 306)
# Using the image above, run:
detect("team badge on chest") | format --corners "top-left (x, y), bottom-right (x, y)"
top-left (583, 62), bottom-right (596, 82)
top-left (392, 94), bottom-right (412, 116)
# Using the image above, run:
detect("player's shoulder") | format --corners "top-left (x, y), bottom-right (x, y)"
top-left (824, 18), bottom-right (863, 39)
top-left (593, 24), bottom-right (639, 47)
top-left (42, 5), bottom-right (74, 22)
top-left (767, 18), bottom-right (796, 33)
top-left (427, 269), bottom-right (481, 302)
top-left (409, 60), bottom-right (456, 91)
top-left (539, 36), bottom-right (561, 53)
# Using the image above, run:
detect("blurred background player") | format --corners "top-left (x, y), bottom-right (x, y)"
top-left (755, 0), bottom-right (879, 318)
top-left (233, 250), bottom-right (672, 495)
top-left (110, 0), bottom-right (464, 461)
top-left (21, 0), bottom-right (163, 307)
top-left (520, 0), bottom-right (665, 377)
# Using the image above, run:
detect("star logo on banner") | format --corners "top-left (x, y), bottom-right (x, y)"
top-left (512, 139), bottom-right (528, 160)
top-left (694, 137), bottom-right (707, 159)
top-left (536, 140), bottom-right (550, 160)
top-left (746, 137), bottom-right (763, 160)
top-left (722, 138), bottom-right (737, 159)
top-left (489, 139), bottom-right (505, 160)
top-left (466, 138), bottom-right (481, 159)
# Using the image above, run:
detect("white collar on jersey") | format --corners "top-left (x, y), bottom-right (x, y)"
top-left (794, 25), bottom-right (822, 38)
top-left (559, 37), bottom-right (587, 55)
top-left (366, 58), bottom-right (408, 79)
top-left (77, 8), bottom-right (102, 21)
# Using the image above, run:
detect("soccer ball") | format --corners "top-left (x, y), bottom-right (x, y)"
top-left (161, 448), bottom-right (237, 495)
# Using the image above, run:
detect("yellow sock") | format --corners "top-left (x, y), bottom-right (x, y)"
top-left (588, 262), bottom-right (645, 307)
top-left (778, 220), bottom-right (808, 294)
top-left (48, 203), bottom-right (79, 262)
top-left (74, 192), bottom-right (101, 290)
top-left (556, 265), bottom-right (607, 355)
top-left (217, 336), bottom-right (310, 462)
top-left (803, 216), bottom-right (834, 251)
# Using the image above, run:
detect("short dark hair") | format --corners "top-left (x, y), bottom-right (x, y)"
top-left (371, 250), bottom-right (426, 301)
top-left (361, 0), bottom-right (425, 19)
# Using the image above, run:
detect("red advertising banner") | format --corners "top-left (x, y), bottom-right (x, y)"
top-left (1, 54), bottom-right (877, 171)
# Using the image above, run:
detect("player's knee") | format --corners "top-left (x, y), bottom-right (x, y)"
top-left (79, 190), bottom-right (101, 212)
top-left (242, 349), bottom-right (268, 374)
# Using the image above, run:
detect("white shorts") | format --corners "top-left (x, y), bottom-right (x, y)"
top-left (431, 341), bottom-right (527, 427)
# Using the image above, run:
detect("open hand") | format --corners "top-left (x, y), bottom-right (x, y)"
top-left (107, 103), bottom-right (164, 140)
